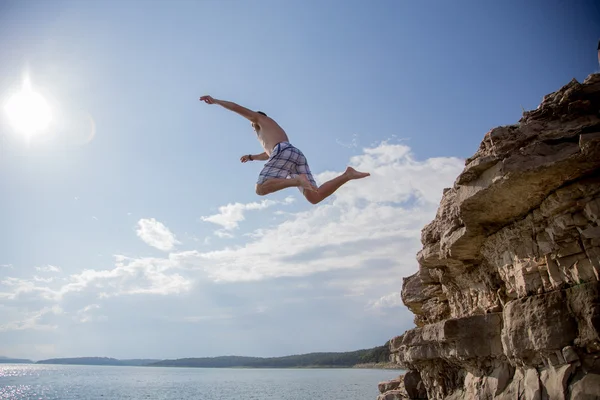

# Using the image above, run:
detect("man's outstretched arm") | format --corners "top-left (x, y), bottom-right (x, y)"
top-left (200, 95), bottom-right (261, 122)
top-left (241, 152), bottom-right (268, 163)
top-left (251, 152), bottom-right (269, 160)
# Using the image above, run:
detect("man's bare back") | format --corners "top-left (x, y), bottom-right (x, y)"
top-left (252, 114), bottom-right (290, 157)
top-left (199, 95), bottom-right (370, 204)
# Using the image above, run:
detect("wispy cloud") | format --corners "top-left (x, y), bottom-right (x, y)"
top-left (0, 277), bottom-right (54, 300)
top-left (0, 264), bottom-right (13, 269)
top-left (200, 197), bottom-right (295, 236)
top-left (0, 141), bottom-right (461, 348)
top-left (75, 304), bottom-right (105, 323)
top-left (136, 218), bottom-right (180, 251)
top-left (196, 141), bottom-right (463, 283)
top-left (35, 265), bottom-right (61, 273)
top-left (0, 306), bottom-right (63, 332)
top-left (369, 292), bottom-right (404, 309)
top-left (1, 141), bottom-right (460, 296)
top-left (4, 141), bottom-right (456, 294)
top-left (33, 276), bottom-right (55, 283)
top-left (214, 230), bottom-right (234, 239)
top-left (336, 133), bottom-right (359, 148)
top-left (1, 254), bottom-right (193, 303)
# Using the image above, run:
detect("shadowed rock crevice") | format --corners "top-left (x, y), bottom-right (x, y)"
top-left (377, 73), bottom-right (600, 400)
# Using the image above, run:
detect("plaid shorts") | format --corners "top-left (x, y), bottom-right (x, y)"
top-left (257, 142), bottom-right (317, 192)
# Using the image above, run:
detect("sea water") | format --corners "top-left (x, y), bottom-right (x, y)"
top-left (0, 364), bottom-right (401, 400)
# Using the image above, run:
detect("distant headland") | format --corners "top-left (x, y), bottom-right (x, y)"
top-left (0, 342), bottom-right (401, 369)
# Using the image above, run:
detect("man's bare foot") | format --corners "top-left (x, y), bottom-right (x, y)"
top-left (297, 174), bottom-right (318, 192)
top-left (344, 166), bottom-right (370, 180)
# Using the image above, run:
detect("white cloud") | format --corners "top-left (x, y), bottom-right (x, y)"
top-left (0, 277), bottom-right (54, 300)
top-left (0, 253), bottom-right (194, 303)
top-left (200, 197), bottom-right (295, 233)
top-left (0, 141), bottom-right (461, 336)
top-left (336, 133), bottom-right (359, 148)
top-left (33, 276), bottom-right (55, 283)
top-left (64, 254), bottom-right (193, 298)
top-left (136, 218), bottom-right (180, 251)
top-left (369, 292), bottom-right (404, 309)
top-left (0, 305), bottom-right (63, 332)
top-left (35, 265), bottom-right (61, 273)
top-left (214, 230), bottom-right (234, 238)
top-left (75, 304), bottom-right (105, 323)
top-left (195, 141), bottom-right (463, 283)
top-left (0, 264), bottom-right (13, 269)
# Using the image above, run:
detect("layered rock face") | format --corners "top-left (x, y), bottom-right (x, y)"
top-left (378, 73), bottom-right (600, 400)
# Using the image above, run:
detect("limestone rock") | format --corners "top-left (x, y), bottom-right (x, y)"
top-left (561, 346), bottom-right (579, 364)
top-left (378, 73), bottom-right (600, 400)
top-left (501, 290), bottom-right (577, 365)
top-left (377, 389), bottom-right (409, 400)
top-left (540, 364), bottom-right (575, 400)
top-left (568, 373), bottom-right (600, 400)
top-left (378, 377), bottom-right (404, 394)
top-left (401, 272), bottom-right (447, 327)
top-left (524, 368), bottom-right (542, 400)
top-left (488, 361), bottom-right (512, 397)
top-left (378, 371), bottom-right (427, 399)
top-left (403, 370), bottom-right (427, 399)
top-left (565, 282), bottom-right (600, 349)
top-left (495, 367), bottom-right (542, 400)
top-left (394, 313), bottom-right (503, 366)
top-left (496, 368), bottom-right (525, 400)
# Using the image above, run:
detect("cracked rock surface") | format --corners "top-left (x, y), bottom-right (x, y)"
top-left (377, 73), bottom-right (600, 400)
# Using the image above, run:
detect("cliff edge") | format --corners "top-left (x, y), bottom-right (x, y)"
top-left (378, 73), bottom-right (600, 400)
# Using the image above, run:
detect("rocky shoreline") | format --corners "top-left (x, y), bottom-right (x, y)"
top-left (378, 73), bottom-right (600, 399)
top-left (353, 363), bottom-right (405, 370)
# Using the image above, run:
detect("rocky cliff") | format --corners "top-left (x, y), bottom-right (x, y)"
top-left (378, 73), bottom-right (600, 400)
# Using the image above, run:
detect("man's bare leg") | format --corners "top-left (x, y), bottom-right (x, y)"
top-left (303, 167), bottom-right (370, 204)
top-left (256, 176), bottom-right (317, 196)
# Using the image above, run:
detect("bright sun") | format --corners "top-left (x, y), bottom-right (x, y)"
top-left (4, 77), bottom-right (52, 136)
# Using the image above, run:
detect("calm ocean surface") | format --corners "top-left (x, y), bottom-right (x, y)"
top-left (0, 364), bottom-right (402, 400)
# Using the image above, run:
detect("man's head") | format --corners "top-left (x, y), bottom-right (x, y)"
top-left (252, 111), bottom-right (267, 131)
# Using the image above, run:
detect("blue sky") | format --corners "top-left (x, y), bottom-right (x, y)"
top-left (0, 0), bottom-right (598, 360)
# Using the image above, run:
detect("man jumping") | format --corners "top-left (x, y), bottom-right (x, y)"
top-left (199, 95), bottom-right (370, 204)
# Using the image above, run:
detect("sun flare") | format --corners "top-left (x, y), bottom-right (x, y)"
top-left (4, 77), bottom-right (52, 136)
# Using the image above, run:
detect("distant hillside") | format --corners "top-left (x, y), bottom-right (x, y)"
top-left (0, 356), bottom-right (33, 364)
top-left (31, 342), bottom-right (392, 369)
top-left (120, 359), bottom-right (163, 366)
top-left (36, 357), bottom-right (160, 366)
top-left (150, 342), bottom-right (392, 368)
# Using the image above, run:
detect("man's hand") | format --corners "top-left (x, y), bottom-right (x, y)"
top-left (240, 154), bottom-right (252, 163)
top-left (200, 95), bottom-right (218, 105)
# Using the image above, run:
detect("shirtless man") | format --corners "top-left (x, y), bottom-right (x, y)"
top-left (199, 95), bottom-right (370, 204)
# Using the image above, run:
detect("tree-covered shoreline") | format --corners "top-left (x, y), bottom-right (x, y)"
top-left (28, 342), bottom-right (394, 369)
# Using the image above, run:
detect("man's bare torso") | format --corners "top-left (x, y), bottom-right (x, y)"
top-left (254, 116), bottom-right (290, 156)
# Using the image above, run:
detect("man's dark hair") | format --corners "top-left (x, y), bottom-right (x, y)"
top-left (257, 111), bottom-right (267, 116)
